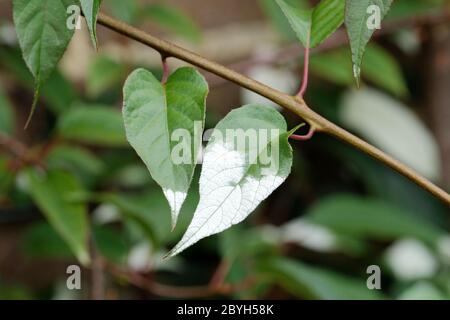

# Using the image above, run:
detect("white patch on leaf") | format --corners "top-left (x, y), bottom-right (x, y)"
top-left (385, 238), bottom-right (438, 281)
top-left (281, 219), bottom-right (337, 252)
top-left (163, 188), bottom-right (187, 229)
top-left (166, 141), bottom-right (287, 257)
top-left (340, 88), bottom-right (441, 181)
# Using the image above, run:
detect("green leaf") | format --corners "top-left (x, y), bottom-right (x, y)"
top-left (80, 0), bottom-right (102, 50)
top-left (275, 0), bottom-right (312, 47)
top-left (102, 190), bottom-right (197, 247)
top-left (26, 169), bottom-right (90, 265)
top-left (86, 55), bottom-right (126, 97)
top-left (106, 0), bottom-right (139, 24)
top-left (340, 88), bottom-right (441, 180)
top-left (140, 4), bottom-right (201, 43)
top-left (123, 67), bottom-right (208, 227)
top-left (275, 0), bottom-right (345, 48)
top-left (260, 257), bottom-right (383, 299)
top-left (259, 0), bottom-right (308, 41)
top-left (92, 225), bottom-right (129, 263)
top-left (398, 281), bottom-right (448, 300)
top-left (310, 0), bottom-right (345, 48)
top-left (22, 222), bottom-right (74, 260)
top-left (58, 103), bottom-right (127, 147)
top-left (310, 49), bottom-right (353, 85)
top-left (345, 0), bottom-right (393, 83)
top-left (12, 0), bottom-right (78, 126)
top-left (166, 105), bottom-right (294, 257)
top-left (0, 47), bottom-right (78, 115)
top-left (0, 86), bottom-right (15, 134)
top-left (45, 144), bottom-right (105, 178)
top-left (362, 44), bottom-right (408, 97)
top-left (306, 194), bottom-right (445, 245)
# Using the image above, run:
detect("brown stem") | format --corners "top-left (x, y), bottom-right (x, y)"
top-left (95, 13), bottom-right (450, 206)
top-left (106, 262), bottom-right (216, 298)
top-left (90, 242), bottom-right (105, 300)
top-left (426, 25), bottom-right (450, 189)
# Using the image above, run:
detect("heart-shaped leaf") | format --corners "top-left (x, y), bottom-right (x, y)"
top-left (123, 67), bottom-right (208, 228)
top-left (26, 169), bottom-right (90, 265)
top-left (12, 0), bottom-right (78, 126)
top-left (166, 105), bottom-right (294, 257)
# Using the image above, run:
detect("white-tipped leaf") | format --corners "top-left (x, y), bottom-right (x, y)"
top-left (123, 67), bottom-right (208, 227)
top-left (166, 105), bottom-right (294, 257)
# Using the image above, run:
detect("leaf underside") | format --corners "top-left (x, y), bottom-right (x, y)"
top-left (166, 104), bottom-right (294, 257)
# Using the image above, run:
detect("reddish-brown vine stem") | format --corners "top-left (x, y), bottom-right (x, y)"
top-left (290, 126), bottom-right (315, 141)
top-left (95, 12), bottom-right (450, 206)
top-left (297, 46), bottom-right (310, 97)
top-left (161, 55), bottom-right (169, 84)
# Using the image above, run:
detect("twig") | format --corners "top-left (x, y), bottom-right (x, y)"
top-left (290, 126), bottom-right (315, 141)
top-left (90, 242), bottom-right (105, 300)
top-left (95, 12), bottom-right (450, 206)
top-left (0, 132), bottom-right (28, 159)
top-left (106, 262), bottom-right (216, 298)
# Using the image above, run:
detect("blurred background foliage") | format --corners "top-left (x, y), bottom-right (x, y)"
top-left (0, 0), bottom-right (449, 300)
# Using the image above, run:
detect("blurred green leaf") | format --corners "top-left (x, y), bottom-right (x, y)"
top-left (398, 281), bottom-right (447, 300)
top-left (0, 47), bottom-right (78, 115)
top-left (102, 189), bottom-right (197, 247)
top-left (310, 49), bottom-right (353, 85)
top-left (260, 257), bottom-right (383, 299)
top-left (22, 222), bottom-right (74, 260)
top-left (220, 225), bottom-right (278, 261)
top-left (80, 0), bottom-right (103, 50)
top-left (387, 0), bottom-right (445, 20)
top-left (345, 0), bottom-right (393, 83)
top-left (106, 0), bottom-right (139, 24)
top-left (0, 282), bottom-right (33, 300)
top-left (259, 0), bottom-right (308, 41)
top-left (306, 194), bottom-right (445, 245)
top-left (46, 145), bottom-right (104, 177)
top-left (140, 4), bottom-right (201, 43)
top-left (362, 44), bottom-right (408, 97)
top-left (0, 157), bottom-right (15, 197)
top-left (86, 55), bottom-right (126, 98)
top-left (0, 86), bottom-right (15, 134)
top-left (26, 169), bottom-right (90, 265)
top-left (340, 88), bottom-right (441, 180)
top-left (332, 143), bottom-right (448, 224)
top-left (58, 103), bottom-right (127, 147)
top-left (93, 225), bottom-right (129, 264)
